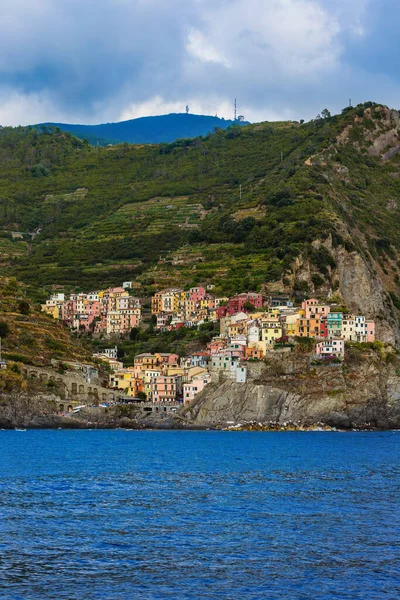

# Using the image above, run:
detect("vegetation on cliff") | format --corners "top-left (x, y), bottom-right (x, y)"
top-left (1, 102), bottom-right (400, 312)
top-left (0, 278), bottom-right (93, 367)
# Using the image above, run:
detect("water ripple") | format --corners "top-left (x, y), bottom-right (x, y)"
top-left (0, 430), bottom-right (399, 599)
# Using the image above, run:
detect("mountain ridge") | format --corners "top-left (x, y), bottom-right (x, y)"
top-left (39, 112), bottom-right (248, 146)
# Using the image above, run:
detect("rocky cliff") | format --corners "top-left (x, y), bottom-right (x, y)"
top-left (291, 237), bottom-right (400, 346)
top-left (179, 349), bottom-right (400, 429)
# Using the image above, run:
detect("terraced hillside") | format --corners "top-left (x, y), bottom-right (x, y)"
top-left (0, 117), bottom-right (338, 290)
top-left (0, 278), bottom-right (93, 367)
top-left (0, 236), bottom-right (28, 257)
top-left (1, 104), bottom-right (400, 342)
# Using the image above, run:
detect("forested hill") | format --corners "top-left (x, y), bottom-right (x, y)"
top-left (40, 113), bottom-right (245, 146)
top-left (1, 102), bottom-right (400, 342)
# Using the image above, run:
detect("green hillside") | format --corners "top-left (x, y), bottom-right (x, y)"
top-left (1, 103), bottom-right (400, 306)
top-left (0, 278), bottom-right (93, 367)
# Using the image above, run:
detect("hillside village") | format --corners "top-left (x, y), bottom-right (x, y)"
top-left (42, 286), bottom-right (141, 335)
top-left (42, 283), bottom-right (376, 406)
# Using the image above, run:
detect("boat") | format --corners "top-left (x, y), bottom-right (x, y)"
top-left (15, 427), bottom-right (27, 431)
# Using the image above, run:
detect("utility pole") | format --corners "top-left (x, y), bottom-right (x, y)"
top-left (239, 184), bottom-right (242, 200)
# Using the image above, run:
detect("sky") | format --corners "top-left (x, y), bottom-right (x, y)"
top-left (0, 0), bottom-right (399, 126)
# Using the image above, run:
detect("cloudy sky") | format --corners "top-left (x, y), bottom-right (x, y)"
top-left (0, 0), bottom-right (399, 125)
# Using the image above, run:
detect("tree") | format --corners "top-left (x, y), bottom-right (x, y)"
top-left (129, 327), bottom-right (140, 341)
top-left (137, 391), bottom-right (147, 401)
top-left (18, 300), bottom-right (30, 315)
top-left (294, 336), bottom-right (315, 353)
top-left (0, 321), bottom-right (9, 338)
top-left (243, 301), bottom-right (256, 312)
top-left (321, 108), bottom-right (331, 120)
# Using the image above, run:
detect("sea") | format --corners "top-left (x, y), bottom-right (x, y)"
top-left (0, 430), bottom-right (399, 600)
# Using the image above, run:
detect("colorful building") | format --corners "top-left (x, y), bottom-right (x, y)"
top-left (316, 339), bottom-right (345, 358)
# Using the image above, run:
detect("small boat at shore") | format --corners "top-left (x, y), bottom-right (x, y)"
top-left (15, 427), bottom-right (27, 431)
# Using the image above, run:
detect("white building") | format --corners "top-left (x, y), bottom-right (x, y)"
top-left (247, 325), bottom-right (260, 344)
top-left (316, 339), bottom-right (345, 358)
top-left (354, 316), bottom-right (368, 342)
top-left (102, 347), bottom-right (118, 359)
top-left (342, 315), bottom-right (355, 341)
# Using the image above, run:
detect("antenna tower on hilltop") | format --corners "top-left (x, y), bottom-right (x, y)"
top-left (234, 98), bottom-right (237, 121)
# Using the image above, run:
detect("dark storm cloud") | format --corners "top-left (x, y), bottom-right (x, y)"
top-left (0, 0), bottom-right (399, 125)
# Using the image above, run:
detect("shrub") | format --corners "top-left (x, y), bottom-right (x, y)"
top-left (311, 274), bottom-right (325, 288)
top-left (18, 300), bottom-right (30, 315)
top-left (389, 292), bottom-right (400, 311)
top-left (0, 321), bottom-right (9, 338)
top-left (294, 336), bottom-right (315, 352)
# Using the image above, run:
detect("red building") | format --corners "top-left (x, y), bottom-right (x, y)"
top-left (320, 317), bottom-right (328, 338)
top-left (217, 292), bottom-right (263, 318)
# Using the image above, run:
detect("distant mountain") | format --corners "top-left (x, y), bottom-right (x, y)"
top-left (40, 113), bottom-right (248, 146)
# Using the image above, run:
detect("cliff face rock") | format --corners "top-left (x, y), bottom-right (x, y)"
top-left (180, 353), bottom-right (400, 429)
top-left (331, 245), bottom-right (400, 346)
top-left (292, 236), bottom-right (400, 346)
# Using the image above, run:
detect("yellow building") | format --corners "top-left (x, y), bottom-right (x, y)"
top-left (110, 368), bottom-right (133, 394)
top-left (151, 289), bottom-right (182, 315)
top-left (187, 366), bottom-right (209, 382)
top-left (261, 324), bottom-right (283, 345)
top-left (227, 321), bottom-right (248, 337)
top-left (164, 366), bottom-right (185, 378)
top-left (134, 353), bottom-right (159, 371)
top-left (144, 368), bottom-right (162, 399)
top-left (41, 303), bottom-right (61, 319)
top-left (41, 293), bottom-right (65, 320)
top-left (284, 313), bottom-right (300, 337)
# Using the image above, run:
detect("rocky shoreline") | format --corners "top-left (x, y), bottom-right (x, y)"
top-left (2, 348), bottom-right (400, 431)
top-left (1, 412), bottom-right (398, 432)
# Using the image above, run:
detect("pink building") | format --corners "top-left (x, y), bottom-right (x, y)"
top-left (183, 376), bottom-right (211, 405)
top-left (87, 301), bottom-right (101, 318)
top-left (156, 313), bottom-right (170, 329)
top-left (221, 346), bottom-right (245, 359)
top-left (61, 299), bottom-right (76, 324)
top-left (207, 339), bottom-right (226, 355)
top-left (366, 320), bottom-right (375, 343)
top-left (316, 338), bottom-right (345, 358)
top-left (156, 353), bottom-right (180, 366)
top-left (189, 287), bottom-right (206, 302)
top-left (302, 299), bottom-right (331, 320)
top-left (150, 375), bottom-right (177, 402)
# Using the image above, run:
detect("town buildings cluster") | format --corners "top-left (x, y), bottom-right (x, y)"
top-left (151, 287), bottom-right (375, 348)
top-left (42, 287), bottom-right (141, 335)
top-left (95, 347), bottom-right (211, 406)
top-left (91, 286), bottom-right (377, 406)
top-left (42, 283), bottom-right (377, 405)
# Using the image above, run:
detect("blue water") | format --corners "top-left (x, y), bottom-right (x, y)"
top-left (0, 431), bottom-right (399, 600)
